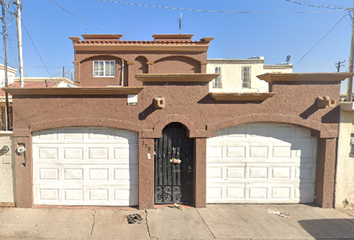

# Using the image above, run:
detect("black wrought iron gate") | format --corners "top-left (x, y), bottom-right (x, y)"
top-left (154, 122), bottom-right (194, 204)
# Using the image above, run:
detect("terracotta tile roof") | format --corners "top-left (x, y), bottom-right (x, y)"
top-left (76, 40), bottom-right (206, 44)
top-left (0, 81), bottom-right (58, 97)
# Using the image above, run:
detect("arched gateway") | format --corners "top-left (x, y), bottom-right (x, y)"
top-left (154, 122), bottom-right (194, 204)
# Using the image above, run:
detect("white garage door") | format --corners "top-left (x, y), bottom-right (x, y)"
top-left (33, 127), bottom-right (138, 206)
top-left (207, 123), bottom-right (317, 204)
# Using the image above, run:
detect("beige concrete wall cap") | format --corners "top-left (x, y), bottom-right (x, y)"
top-left (257, 73), bottom-right (354, 82)
top-left (210, 92), bottom-right (276, 101)
top-left (136, 73), bottom-right (219, 83)
top-left (2, 87), bottom-right (144, 96)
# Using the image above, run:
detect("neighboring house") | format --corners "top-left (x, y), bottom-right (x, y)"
top-left (0, 64), bottom-right (17, 87)
top-left (0, 77), bottom-right (74, 206)
top-left (0, 77), bottom-right (74, 130)
top-left (207, 57), bottom-right (293, 93)
top-left (3, 33), bottom-right (350, 210)
top-left (335, 101), bottom-right (354, 208)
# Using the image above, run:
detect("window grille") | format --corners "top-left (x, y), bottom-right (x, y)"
top-left (93, 60), bottom-right (115, 77)
top-left (242, 66), bottom-right (251, 88)
top-left (214, 67), bottom-right (222, 88)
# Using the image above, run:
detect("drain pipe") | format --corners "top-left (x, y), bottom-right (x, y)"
top-left (121, 59), bottom-right (124, 86)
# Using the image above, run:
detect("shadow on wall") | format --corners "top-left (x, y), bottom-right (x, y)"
top-left (300, 99), bottom-right (340, 124)
top-left (298, 218), bottom-right (354, 239)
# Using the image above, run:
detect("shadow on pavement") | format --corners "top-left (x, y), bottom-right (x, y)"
top-left (298, 218), bottom-right (354, 239)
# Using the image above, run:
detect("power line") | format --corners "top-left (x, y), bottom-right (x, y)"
top-left (94, 0), bottom-right (346, 14)
top-left (296, 14), bottom-right (347, 64)
top-left (21, 21), bottom-right (52, 77)
top-left (8, 39), bottom-right (29, 77)
top-left (48, 0), bottom-right (112, 34)
top-left (294, 0), bottom-right (347, 8)
top-left (283, 0), bottom-right (347, 10)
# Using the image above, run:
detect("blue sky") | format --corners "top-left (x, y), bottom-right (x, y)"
top-left (1, 0), bottom-right (353, 92)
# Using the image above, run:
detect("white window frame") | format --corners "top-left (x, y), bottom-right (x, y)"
top-left (93, 60), bottom-right (116, 77)
top-left (242, 66), bottom-right (251, 88)
top-left (214, 66), bottom-right (222, 88)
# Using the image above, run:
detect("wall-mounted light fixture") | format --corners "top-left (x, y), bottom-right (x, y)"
top-left (17, 145), bottom-right (26, 155)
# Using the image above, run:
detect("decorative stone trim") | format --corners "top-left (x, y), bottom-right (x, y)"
top-left (209, 92), bottom-right (276, 101)
top-left (136, 73), bottom-right (219, 83)
top-left (3, 87), bottom-right (144, 96)
top-left (257, 73), bottom-right (354, 83)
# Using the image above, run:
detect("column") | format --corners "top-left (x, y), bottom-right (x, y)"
top-left (126, 61), bottom-right (136, 86)
top-left (315, 137), bottom-right (337, 208)
top-left (200, 62), bottom-right (208, 73)
top-left (194, 138), bottom-right (207, 208)
top-left (138, 138), bottom-right (155, 209)
top-left (13, 130), bottom-right (32, 207)
top-left (146, 62), bottom-right (154, 73)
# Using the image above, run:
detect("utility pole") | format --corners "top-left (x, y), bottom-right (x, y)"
top-left (1, 0), bottom-right (9, 131)
top-left (347, 0), bottom-right (354, 102)
top-left (14, 0), bottom-right (23, 87)
top-left (336, 60), bottom-right (345, 72)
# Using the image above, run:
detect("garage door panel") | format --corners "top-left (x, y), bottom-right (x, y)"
top-left (248, 167), bottom-right (268, 179)
top-left (249, 146), bottom-right (269, 158)
top-left (64, 189), bottom-right (84, 201)
top-left (207, 123), bottom-right (317, 204)
top-left (271, 167), bottom-right (291, 179)
top-left (207, 183), bottom-right (313, 203)
top-left (33, 127), bottom-right (138, 206)
top-left (207, 146), bottom-right (223, 159)
top-left (226, 146), bottom-right (246, 159)
top-left (270, 126), bottom-right (293, 138)
top-left (64, 168), bottom-right (84, 180)
top-left (63, 148), bottom-right (84, 160)
top-left (272, 146), bottom-right (291, 158)
top-left (271, 187), bottom-right (291, 199)
top-left (62, 128), bottom-right (85, 141)
top-left (226, 167), bottom-right (246, 179)
top-left (295, 127), bottom-right (312, 138)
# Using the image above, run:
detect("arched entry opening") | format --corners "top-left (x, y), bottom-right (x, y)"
top-left (154, 122), bottom-right (194, 204)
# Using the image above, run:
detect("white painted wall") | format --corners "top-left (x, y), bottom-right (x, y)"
top-left (0, 132), bottom-right (14, 204)
top-left (207, 58), bottom-right (293, 93)
top-left (335, 109), bottom-right (354, 208)
top-left (0, 64), bottom-right (17, 87)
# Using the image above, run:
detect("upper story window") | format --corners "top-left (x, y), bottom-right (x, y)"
top-left (242, 66), bottom-right (251, 88)
top-left (93, 60), bottom-right (115, 77)
top-left (214, 67), bottom-right (222, 88)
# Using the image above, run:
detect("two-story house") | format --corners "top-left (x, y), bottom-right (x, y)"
top-left (3, 33), bottom-right (350, 210)
top-left (207, 57), bottom-right (293, 93)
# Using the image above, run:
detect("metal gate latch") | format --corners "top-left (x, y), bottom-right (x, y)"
top-left (170, 158), bottom-right (181, 164)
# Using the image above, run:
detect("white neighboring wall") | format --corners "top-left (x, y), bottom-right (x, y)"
top-left (207, 57), bottom-right (293, 93)
top-left (0, 132), bottom-right (14, 205)
top-left (0, 64), bottom-right (17, 87)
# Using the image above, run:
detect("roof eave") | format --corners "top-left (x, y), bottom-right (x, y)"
top-left (257, 72), bottom-right (354, 82)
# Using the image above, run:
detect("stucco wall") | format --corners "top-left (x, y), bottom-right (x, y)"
top-left (207, 61), bottom-right (292, 93)
top-left (0, 132), bottom-right (14, 205)
top-left (9, 78), bottom-right (342, 208)
top-left (335, 109), bottom-right (354, 208)
top-left (74, 51), bottom-right (207, 87)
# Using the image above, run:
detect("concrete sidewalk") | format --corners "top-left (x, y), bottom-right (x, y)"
top-left (1, 204), bottom-right (354, 239)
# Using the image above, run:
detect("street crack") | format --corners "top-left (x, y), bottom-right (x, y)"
top-left (90, 209), bottom-right (97, 236)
